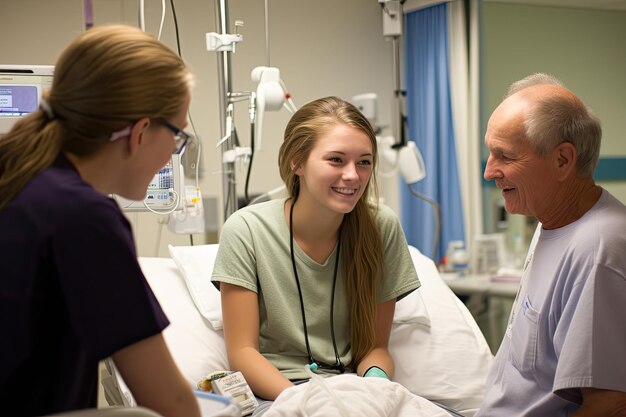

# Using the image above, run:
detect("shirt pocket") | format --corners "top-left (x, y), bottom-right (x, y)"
top-left (510, 294), bottom-right (539, 374)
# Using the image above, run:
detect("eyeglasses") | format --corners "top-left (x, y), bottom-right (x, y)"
top-left (156, 118), bottom-right (192, 154)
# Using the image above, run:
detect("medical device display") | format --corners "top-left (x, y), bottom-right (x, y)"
top-left (0, 65), bottom-right (54, 135)
top-left (114, 154), bottom-right (184, 213)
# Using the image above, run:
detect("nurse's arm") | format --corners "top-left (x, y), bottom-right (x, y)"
top-left (112, 333), bottom-right (201, 417)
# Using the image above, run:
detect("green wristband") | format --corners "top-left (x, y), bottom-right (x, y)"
top-left (363, 366), bottom-right (389, 379)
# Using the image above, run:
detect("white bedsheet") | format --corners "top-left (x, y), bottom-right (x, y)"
top-left (266, 375), bottom-right (450, 417)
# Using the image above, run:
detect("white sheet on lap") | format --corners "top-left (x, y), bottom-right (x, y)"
top-left (264, 374), bottom-right (450, 417)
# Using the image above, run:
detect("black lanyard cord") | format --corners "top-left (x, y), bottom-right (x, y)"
top-left (328, 241), bottom-right (343, 372)
top-left (289, 201), bottom-right (344, 373)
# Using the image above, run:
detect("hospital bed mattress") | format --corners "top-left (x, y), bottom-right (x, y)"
top-left (105, 244), bottom-right (492, 416)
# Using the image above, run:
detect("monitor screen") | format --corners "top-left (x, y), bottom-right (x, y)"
top-left (0, 65), bottom-right (54, 134)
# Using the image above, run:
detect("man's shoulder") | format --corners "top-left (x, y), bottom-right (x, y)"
top-left (599, 188), bottom-right (626, 215)
top-left (590, 189), bottom-right (626, 237)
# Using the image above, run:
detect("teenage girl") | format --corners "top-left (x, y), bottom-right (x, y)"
top-left (212, 96), bottom-right (420, 412)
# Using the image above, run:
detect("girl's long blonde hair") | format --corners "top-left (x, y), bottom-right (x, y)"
top-left (278, 96), bottom-right (384, 367)
top-left (0, 24), bottom-right (192, 209)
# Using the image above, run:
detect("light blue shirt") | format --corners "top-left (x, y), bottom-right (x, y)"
top-left (477, 189), bottom-right (626, 417)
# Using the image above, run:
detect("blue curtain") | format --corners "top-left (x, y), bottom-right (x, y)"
top-left (402, 3), bottom-right (465, 263)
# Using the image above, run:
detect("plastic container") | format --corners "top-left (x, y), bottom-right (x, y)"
top-left (446, 241), bottom-right (469, 275)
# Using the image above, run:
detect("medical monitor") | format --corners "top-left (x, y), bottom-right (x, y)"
top-left (114, 154), bottom-right (184, 212)
top-left (0, 65), bottom-right (54, 135)
top-left (0, 65), bottom-right (183, 213)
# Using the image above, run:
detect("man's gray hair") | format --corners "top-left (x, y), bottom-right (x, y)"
top-left (506, 73), bottom-right (564, 97)
top-left (507, 73), bottom-right (602, 178)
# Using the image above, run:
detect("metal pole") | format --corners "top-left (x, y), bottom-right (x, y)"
top-left (264, 0), bottom-right (270, 66)
top-left (392, 36), bottom-right (401, 93)
top-left (215, 0), bottom-right (238, 220)
top-left (391, 35), bottom-right (406, 147)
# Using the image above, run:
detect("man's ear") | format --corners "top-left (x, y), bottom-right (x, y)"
top-left (555, 141), bottom-right (577, 181)
top-left (127, 118), bottom-right (151, 156)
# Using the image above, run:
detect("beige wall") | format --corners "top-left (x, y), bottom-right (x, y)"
top-left (483, 2), bottom-right (626, 197)
top-left (1, 0), bottom-right (399, 256)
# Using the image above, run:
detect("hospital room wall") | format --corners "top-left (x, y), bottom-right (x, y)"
top-left (7, 2), bottom-right (623, 260)
top-left (1, 0), bottom-right (400, 257)
top-left (482, 2), bottom-right (626, 248)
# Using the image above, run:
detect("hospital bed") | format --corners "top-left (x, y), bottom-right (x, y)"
top-left (99, 244), bottom-right (493, 417)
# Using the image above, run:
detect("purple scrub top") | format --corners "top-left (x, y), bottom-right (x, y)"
top-left (0, 155), bottom-right (169, 415)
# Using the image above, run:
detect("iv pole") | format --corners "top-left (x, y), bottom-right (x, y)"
top-left (212, 0), bottom-right (286, 221)
top-left (215, 0), bottom-right (237, 220)
top-left (391, 35), bottom-right (406, 148)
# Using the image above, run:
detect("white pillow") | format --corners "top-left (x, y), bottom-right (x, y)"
top-left (139, 257), bottom-right (229, 386)
top-left (168, 244), bottom-right (431, 329)
top-left (391, 247), bottom-right (493, 414)
top-left (168, 244), bottom-right (223, 329)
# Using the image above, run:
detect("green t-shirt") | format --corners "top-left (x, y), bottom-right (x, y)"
top-left (211, 198), bottom-right (419, 380)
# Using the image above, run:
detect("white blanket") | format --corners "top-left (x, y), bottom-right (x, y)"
top-left (265, 374), bottom-right (449, 417)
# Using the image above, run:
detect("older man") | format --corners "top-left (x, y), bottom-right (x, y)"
top-left (476, 73), bottom-right (626, 416)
